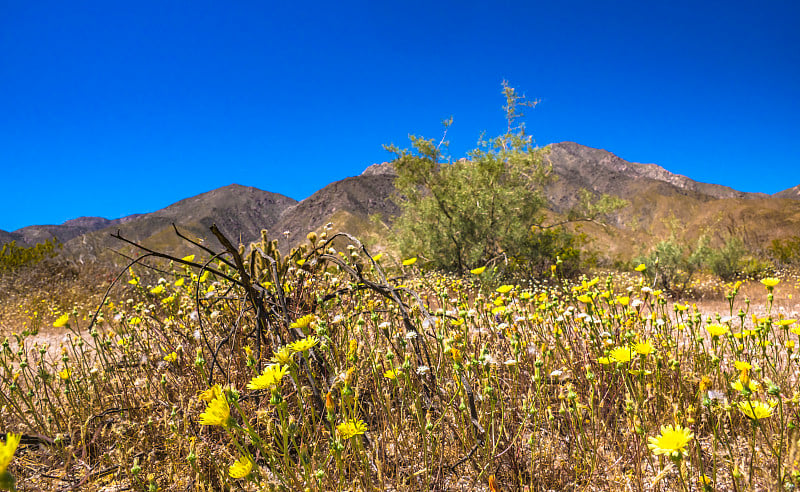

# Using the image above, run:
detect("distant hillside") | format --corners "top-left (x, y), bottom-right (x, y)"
top-left (543, 142), bottom-right (768, 213)
top-left (0, 215), bottom-right (145, 248)
top-left (62, 184), bottom-right (297, 262)
top-left (774, 184), bottom-right (800, 200)
top-left (273, 171), bottom-right (399, 250)
top-left (4, 142), bottom-right (799, 266)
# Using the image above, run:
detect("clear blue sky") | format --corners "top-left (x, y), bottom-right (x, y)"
top-left (2, 1), bottom-right (798, 232)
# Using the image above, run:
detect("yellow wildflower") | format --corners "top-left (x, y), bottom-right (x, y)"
top-left (58, 368), bottom-right (71, 380)
top-left (290, 314), bottom-right (316, 330)
top-left (760, 277), bottom-right (780, 288)
top-left (247, 364), bottom-right (288, 390)
top-left (372, 253), bottom-right (383, 262)
top-left (705, 324), bottom-right (729, 337)
top-left (198, 392), bottom-right (231, 427)
top-left (470, 266), bottom-right (486, 275)
top-left (731, 378), bottom-right (760, 393)
top-left (496, 285), bottom-right (514, 294)
top-left (491, 305), bottom-right (506, 315)
top-left (198, 384), bottom-right (222, 403)
top-left (402, 257), bottom-right (417, 266)
top-left (288, 336), bottom-right (319, 353)
top-left (271, 346), bottom-right (294, 365)
top-left (336, 419), bottom-right (367, 440)
top-left (150, 285), bottom-right (164, 295)
top-left (228, 456), bottom-right (253, 478)
top-left (383, 369), bottom-right (400, 380)
top-left (53, 314), bottom-right (69, 328)
top-left (634, 263), bottom-right (647, 272)
top-left (182, 254), bottom-right (195, 262)
top-left (163, 352), bottom-right (178, 363)
top-left (647, 424), bottom-right (693, 457)
top-left (634, 340), bottom-right (654, 355)
top-left (0, 432), bottom-right (21, 474)
top-left (609, 346), bottom-right (634, 364)
top-left (738, 400), bottom-right (775, 420)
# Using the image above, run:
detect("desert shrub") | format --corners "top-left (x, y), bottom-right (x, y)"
top-left (770, 235), bottom-right (800, 266)
top-left (0, 238), bottom-right (61, 273)
top-left (707, 236), bottom-right (747, 280)
top-left (636, 235), bottom-right (710, 293)
top-left (389, 83), bottom-right (622, 277)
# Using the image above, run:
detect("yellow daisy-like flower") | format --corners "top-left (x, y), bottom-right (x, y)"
top-left (609, 346), bottom-right (634, 364)
top-left (247, 364), bottom-right (288, 390)
top-left (174, 277), bottom-right (185, 287)
top-left (647, 424), bottom-right (693, 457)
top-left (491, 305), bottom-right (506, 315)
top-left (198, 384), bottom-right (222, 403)
top-left (199, 271), bottom-right (210, 283)
top-left (53, 314), bottom-right (69, 328)
top-left (738, 400), bottom-right (775, 420)
top-left (290, 314), bottom-right (316, 330)
top-left (58, 368), bottom-right (71, 380)
top-left (731, 378), bottom-right (760, 393)
top-left (150, 285), bottom-right (165, 295)
top-left (128, 317), bottom-right (142, 325)
top-left (288, 336), bottom-right (319, 353)
top-left (470, 266), bottom-right (486, 275)
top-left (163, 352), bottom-right (178, 363)
top-left (182, 254), bottom-right (195, 262)
top-left (634, 263), bottom-right (647, 272)
top-left (383, 369), bottom-right (400, 380)
top-left (496, 285), bottom-right (514, 294)
top-left (760, 277), bottom-right (780, 288)
top-left (705, 324), bottom-right (729, 337)
top-left (777, 319), bottom-right (797, 327)
top-left (228, 455), bottom-right (253, 478)
top-left (198, 392), bottom-right (231, 427)
top-left (271, 346), bottom-right (294, 365)
top-left (372, 253), bottom-right (383, 262)
top-left (616, 296), bottom-right (630, 306)
top-left (576, 294), bottom-right (593, 304)
top-left (734, 360), bottom-right (752, 372)
top-left (402, 257), bottom-right (417, 266)
top-left (336, 419), bottom-right (367, 440)
top-left (634, 340), bottom-right (654, 355)
top-left (0, 432), bottom-right (21, 474)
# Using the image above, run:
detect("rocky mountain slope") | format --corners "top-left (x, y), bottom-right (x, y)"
top-left (3, 142), bottom-right (798, 264)
top-left (774, 184), bottom-right (800, 200)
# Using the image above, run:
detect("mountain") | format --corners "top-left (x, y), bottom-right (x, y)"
top-left (774, 184), bottom-right (800, 200)
top-left (4, 143), bottom-right (799, 265)
top-left (0, 215), bottom-right (145, 248)
top-left (272, 168), bottom-right (399, 250)
top-left (543, 142), bottom-right (768, 212)
top-left (62, 184), bottom-right (297, 261)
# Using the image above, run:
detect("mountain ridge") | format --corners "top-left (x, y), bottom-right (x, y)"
top-left (3, 143), bottom-right (798, 263)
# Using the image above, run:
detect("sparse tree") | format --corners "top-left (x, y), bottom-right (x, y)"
top-left (388, 82), bottom-right (624, 275)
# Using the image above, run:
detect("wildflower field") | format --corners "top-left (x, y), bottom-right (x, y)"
top-left (2, 229), bottom-right (800, 491)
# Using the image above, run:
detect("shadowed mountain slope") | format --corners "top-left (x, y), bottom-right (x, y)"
top-left (62, 184), bottom-right (297, 261)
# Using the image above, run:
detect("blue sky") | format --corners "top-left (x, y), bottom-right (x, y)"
top-left (1, 1), bottom-right (798, 232)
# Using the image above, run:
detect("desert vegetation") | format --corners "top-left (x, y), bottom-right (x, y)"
top-left (2, 85), bottom-right (800, 491)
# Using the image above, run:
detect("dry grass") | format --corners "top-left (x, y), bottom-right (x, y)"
top-left (2, 249), bottom-right (800, 491)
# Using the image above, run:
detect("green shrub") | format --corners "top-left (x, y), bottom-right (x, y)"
top-left (707, 236), bottom-right (747, 280)
top-left (0, 238), bottom-right (62, 273)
